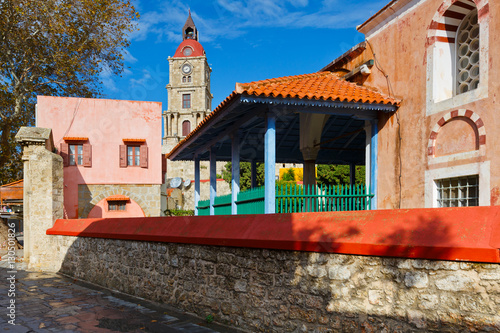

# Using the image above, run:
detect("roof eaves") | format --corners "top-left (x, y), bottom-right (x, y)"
top-left (319, 42), bottom-right (367, 72)
top-left (357, 0), bottom-right (413, 35)
top-left (241, 94), bottom-right (399, 112)
top-left (167, 92), bottom-right (242, 160)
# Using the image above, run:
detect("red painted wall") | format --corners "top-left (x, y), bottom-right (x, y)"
top-left (47, 207), bottom-right (500, 263)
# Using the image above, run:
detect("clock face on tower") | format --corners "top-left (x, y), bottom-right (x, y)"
top-left (182, 63), bottom-right (192, 74)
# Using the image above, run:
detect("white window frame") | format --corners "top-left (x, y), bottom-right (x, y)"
top-left (435, 175), bottom-right (479, 207)
top-left (425, 161), bottom-right (490, 208)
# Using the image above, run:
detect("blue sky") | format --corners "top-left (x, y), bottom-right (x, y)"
top-left (101, 0), bottom-right (389, 110)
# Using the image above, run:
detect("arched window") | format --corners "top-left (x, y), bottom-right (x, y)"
top-left (182, 120), bottom-right (191, 136)
top-left (426, 0), bottom-right (487, 107)
top-left (182, 76), bottom-right (187, 83)
top-left (456, 9), bottom-right (479, 95)
top-left (187, 76), bottom-right (192, 83)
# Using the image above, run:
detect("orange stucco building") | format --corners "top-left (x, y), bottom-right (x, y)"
top-left (321, 0), bottom-right (494, 209)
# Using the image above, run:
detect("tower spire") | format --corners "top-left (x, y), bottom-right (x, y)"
top-left (182, 10), bottom-right (198, 41)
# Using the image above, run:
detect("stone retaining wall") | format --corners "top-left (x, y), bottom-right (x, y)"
top-left (57, 236), bottom-right (500, 332)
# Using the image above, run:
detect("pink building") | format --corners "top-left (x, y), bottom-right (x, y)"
top-left (320, 0), bottom-right (496, 209)
top-left (37, 96), bottom-right (163, 218)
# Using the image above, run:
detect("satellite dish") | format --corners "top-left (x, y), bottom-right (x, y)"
top-left (169, 177), bottom-right (182, 188)
top-left (183, 179), bottom-right (191, 188)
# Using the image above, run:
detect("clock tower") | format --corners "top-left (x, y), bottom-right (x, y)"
top-left (163, 11), bottom-right (212, 156)
top-left (163, 12), bottom-right (228, 211)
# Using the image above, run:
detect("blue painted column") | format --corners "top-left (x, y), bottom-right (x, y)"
top-left (194, 156), bottom-right (200, 216)
top-left (231, 133), bottom-right (240, 215)
top-left (210, 147), bottom-right (216, 216)
top-left (265, 112), bottom-right (276, 214)
top-left (370, 120), bottom-right (378, 210)
top-left (251, 160), bottom-right (257, 189)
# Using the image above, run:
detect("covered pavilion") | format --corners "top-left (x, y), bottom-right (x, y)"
top-left (167, 71), bottom-right (399, 215)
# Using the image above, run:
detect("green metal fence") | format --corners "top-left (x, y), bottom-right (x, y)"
top-left (236, 186), bottom-right (265, 215)
top-left (197, 199), bottom-right (210, 216)
top-left (214, 193), bottom-right (232, 215)
top-left (276, 183), bottom-right (373, 213)
top-left (196, 183), bottom-right (373, 215)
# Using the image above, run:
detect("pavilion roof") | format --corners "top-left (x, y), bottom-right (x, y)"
top-left (167, 71), bottom-right (399, 162)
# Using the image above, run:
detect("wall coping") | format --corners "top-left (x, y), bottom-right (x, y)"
top-left (47, 207), bottom-right (500, 263)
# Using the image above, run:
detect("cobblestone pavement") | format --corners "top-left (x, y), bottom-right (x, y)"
top-left (0, 250), bottom-right (241, 333)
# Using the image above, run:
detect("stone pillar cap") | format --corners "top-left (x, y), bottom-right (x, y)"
top-left (15, 127), bottom-right (54, 151)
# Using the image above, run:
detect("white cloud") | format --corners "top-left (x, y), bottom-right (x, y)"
top-left (123, 50), bottom-right (138, 64)
top-left (132, 0), bottom-right (388, 44)
top-left (130, 69), bottom-right (152, 86)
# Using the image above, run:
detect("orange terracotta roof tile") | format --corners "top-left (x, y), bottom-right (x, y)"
top-left (235, 71), bottom-right (399, 105)
top-left (63, 137), bottom-right (88, 141)
top-left (167, 71), bottom-right (400, 159)
top-left (105, 195), bottom-right (130, 201)
top-left (122, 138), bottom-right (146, 142)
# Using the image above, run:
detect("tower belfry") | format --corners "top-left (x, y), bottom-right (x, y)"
top-left (182, 10), bottom-right (198, 41)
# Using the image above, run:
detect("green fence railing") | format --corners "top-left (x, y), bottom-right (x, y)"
top-left (214, 193), bottom-right (232, 215)
top-left (197, 199), bottom-right (210, 216)
top-left (236, 186), bottom-right (265, 215)
top-left (196, 184), bottom-right (373, 215)
top-left (276, 183), bottom-right (373, 213)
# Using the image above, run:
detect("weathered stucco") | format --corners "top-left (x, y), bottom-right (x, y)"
top-left (36, 96), bottom-right (163, 218)
top-left (335, 0), bottom-right (498, 209)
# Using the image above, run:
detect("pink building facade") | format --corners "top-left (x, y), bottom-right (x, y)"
top-left (37, 96), bottom-right (163, 218)
top-left (321, 0), bottom-right (496, 209)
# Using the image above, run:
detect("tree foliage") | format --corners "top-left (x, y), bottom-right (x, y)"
top-left (281, 168), bottom-right (296, 182)
top-left (316, 165), bottom-right (366, 186)
top-left (222, 162), bottom-right (265, 191)
top-left (0, 0), bottom-right (138, 184)
top-left (222, 162), bottom-right (366, 189)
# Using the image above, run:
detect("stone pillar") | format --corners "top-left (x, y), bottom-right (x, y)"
top-left (15, 127), bottom-right (65, 271)
top-left (174, 113), bottom-right (180, 136)
top-left (299, 113), bottom-right (329, 189)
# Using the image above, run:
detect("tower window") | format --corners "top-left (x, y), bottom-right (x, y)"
top-left (182, 76), bottom-right (191, 83)
top-left (185, 27), bottom-right (194, 39)
top-left (182, 120), bottom-right (191, 136)
top-left (182, 94), bottom-right (191, 108)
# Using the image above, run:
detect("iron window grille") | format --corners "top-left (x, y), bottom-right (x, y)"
top-left (436, 175), bottom-right (479, 207)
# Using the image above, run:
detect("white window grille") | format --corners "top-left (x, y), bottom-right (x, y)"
top-left (456, 9), bottom-right (479, 95)
top-left (436, 175), bottom-right (479, 207)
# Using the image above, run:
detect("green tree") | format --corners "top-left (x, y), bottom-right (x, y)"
top-left (0, 0), bottom-right (138, 184)
top-left (281, 168), bottom-right (296, 182)
top-left (222, 162), bottom-right (265, 191)
top-left (316, 165), bottom-right (366, 186)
